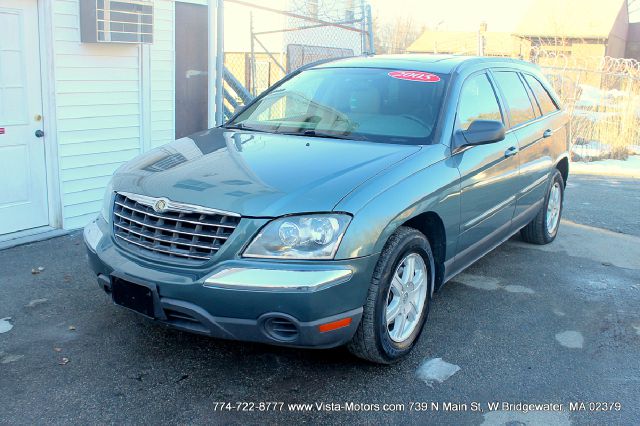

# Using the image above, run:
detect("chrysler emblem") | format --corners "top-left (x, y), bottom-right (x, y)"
top-left (153, 199), bottom-right (168, 213)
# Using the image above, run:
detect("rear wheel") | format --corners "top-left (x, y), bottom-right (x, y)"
top-left (520, 169), bottom-right (565, 245)
top-left (348, 227), bottom-right (434, 364)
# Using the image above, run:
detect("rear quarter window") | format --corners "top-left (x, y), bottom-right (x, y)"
top-left (493, 71), bottom-right (537, 127)
top-left (524, 74), bottom-right (559, 115)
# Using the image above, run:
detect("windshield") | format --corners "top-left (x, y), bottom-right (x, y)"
top-left (226, 67), bottom-right (448, 144)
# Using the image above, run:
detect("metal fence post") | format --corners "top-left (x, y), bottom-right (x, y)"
top-left (366, 4), bottom-right (374, 54)
top-left (250, 12), bottom-right (257, 96)
top-left (215, 0), bottom-right (225, 125)
top-left (207, 0), bottom-right (217, 128)
top-left (208, 0), bottom-right (225, 127)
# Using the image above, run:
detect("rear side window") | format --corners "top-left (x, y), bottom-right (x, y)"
top-left (457, 74), bottom-right (502, 131)
top-left (493, 71), bottom-right (536, 127)
top-left (524, 74), bottom-right (559, 115)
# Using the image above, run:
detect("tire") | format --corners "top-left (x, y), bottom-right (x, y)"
top-left (520, 169), bottom-right (565, 245)
top-left (347, 226), bottom-right (434, 364)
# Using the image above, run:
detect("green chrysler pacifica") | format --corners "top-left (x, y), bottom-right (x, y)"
top-left (84, 55), bottom-right (569, 363)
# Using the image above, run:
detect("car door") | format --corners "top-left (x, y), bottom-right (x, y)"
top-left (520, 72), bottom-right (566, 218)
top-left (452, 71), bottom-right (520, 264)
top-left (491, 71), bottom-right (559, 230)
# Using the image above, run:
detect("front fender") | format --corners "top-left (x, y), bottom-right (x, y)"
top-left (334, 154), bottom-right (461, 261)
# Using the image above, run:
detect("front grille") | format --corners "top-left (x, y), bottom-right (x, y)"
top-left (112, 192), bottom-right (240, 261)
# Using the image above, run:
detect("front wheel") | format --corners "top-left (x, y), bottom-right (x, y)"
top-left (520, 169), bottom-right (565, 245)
top-left (348, 227), bottom-right (434, 364)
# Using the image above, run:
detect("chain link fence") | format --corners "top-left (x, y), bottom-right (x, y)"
top-left (413, 32), bottom-right (640, 161)
top-left (534, 52), bottom-right (640, 161)
top-left (221, 0), bottom-right (373, 120)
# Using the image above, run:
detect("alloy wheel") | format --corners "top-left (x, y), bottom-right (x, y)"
top-left (385, 253), bottom-right (428, 343)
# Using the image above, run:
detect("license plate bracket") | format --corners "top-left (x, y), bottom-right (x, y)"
top-left (111, 277), bottom-right (156, 318)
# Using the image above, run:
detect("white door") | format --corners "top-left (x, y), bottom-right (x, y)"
top-left (0, 0), bottom-right (48, 235)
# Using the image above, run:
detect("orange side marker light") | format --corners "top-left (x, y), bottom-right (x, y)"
top-left (318, 317), bottom-right (352, 333)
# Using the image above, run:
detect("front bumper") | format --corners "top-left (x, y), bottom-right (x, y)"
top-left (84, 218), bottom-right (377, 348)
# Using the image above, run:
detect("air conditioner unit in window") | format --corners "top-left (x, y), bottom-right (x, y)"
top-left (80, 0), bottom-right (153, 44)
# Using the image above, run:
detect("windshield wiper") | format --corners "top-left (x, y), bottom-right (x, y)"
top-left (224, 124), bottom-right (367, 141)
top-left (280, 129), bottom-right (367, 141)
top-left (222, 123), bottom-right (269, 133)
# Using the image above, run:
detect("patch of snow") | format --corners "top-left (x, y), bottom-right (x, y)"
top-left (1, 354), bottom-right (24, 364)
top-left (571, 155), bottom-right (640, 178)
top-left (555, 330), bottom-right (584, 349)
top-left (585, 279), bottom-right (609, 289)
top-left (25, 298), bottom-right (48, 308)
top-left (572, 141), bottom-right (611, 158)
top-left (454, 274), bottom-right (500, 291)
top-left (503, 285), bottom-right (535, 294)
top-left (0, 317), bottom-right (13, 334)
top-left (416, 358), bottom-right (460, 387)
top-left (456, 274), bottom-right (539, 295)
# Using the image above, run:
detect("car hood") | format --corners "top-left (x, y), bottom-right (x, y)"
top-left (112, 128), bottom-right (422, 217)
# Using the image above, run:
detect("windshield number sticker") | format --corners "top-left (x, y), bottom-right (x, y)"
top-left (388, 71), bottom-right (441, 83)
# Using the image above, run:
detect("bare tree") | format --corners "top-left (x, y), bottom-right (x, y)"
top-left (373, 14), bottom-right (425, 54)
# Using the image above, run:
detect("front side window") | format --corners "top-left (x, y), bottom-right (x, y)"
top-left (524, 74), bottom-right (559, 116)
top-left (457, 74), bottom-right (502, 131)
top-left (493, 71), bottom-right (537, 127)
top-left (227, 68), bottom-right (448, 145)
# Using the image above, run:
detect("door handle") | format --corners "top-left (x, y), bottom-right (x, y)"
top-left (35, 130), bottom-right (44, 138)
top-left (504, 146), bottom-right (518, 158)
top-left (543, 129), bottom-right (553, 138)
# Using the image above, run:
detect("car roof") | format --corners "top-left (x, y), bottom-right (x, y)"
top-left (310, 54), bottom-right (538, 75)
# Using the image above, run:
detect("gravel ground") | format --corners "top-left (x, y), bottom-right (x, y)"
top-left (563, 175), bottom-right (640, 237)
top-left (1, 174), bottom-right (639, 425)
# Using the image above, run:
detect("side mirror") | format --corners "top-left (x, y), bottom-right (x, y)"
top-left (457, 120), bottom-right (505, 148)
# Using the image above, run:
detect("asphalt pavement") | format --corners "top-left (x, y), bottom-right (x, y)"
top-left (1, 174), bottom-right (639, 425)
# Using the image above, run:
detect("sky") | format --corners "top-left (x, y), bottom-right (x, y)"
top-left (368, 0), bottom-right (534, 32)
top-left (368, 0), bottom-right (640, 31)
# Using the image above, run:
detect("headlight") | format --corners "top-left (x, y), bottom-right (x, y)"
top-left (243, 214), bottom-right (351, 260)
top-left (100, 181), bottom-right (114, 223)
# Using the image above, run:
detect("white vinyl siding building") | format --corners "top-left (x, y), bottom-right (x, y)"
top-left (0, 0), bottom-right (185, 241)
top-left (53, 0), bottom-right (176, 230)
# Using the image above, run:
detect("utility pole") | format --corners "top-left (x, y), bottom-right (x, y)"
top-left (478, 21), bottom-right (487, 56)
